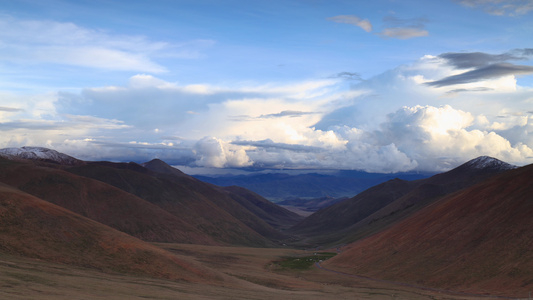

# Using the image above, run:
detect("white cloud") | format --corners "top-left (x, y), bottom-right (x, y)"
top-left (378, 105), bottom-right (533, 170)
top-left (193, 136), bottom-right (252, 168)
top-left (3, 52), bottom-right (533, 172)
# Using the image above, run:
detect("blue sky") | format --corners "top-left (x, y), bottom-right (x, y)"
top-left (1, 0), bottom-right (533, 173)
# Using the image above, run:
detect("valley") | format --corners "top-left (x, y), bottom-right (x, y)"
top-left (0, 147), bottom-right (531, 299)
top-left (0, 244), bottom-right (495, 300)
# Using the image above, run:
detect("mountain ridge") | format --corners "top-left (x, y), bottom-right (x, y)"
top-left (289, 156), bottom-right (517, 246)
top-left (0, 147), bottom-right (301, 247)
top-left (0, 146), bottom-right (83, 165)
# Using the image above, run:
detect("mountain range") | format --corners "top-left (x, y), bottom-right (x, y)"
top-left (0, 146), bottom-right (531, 297)
top-left (289, 155), bottom-right (517, 246)
top-left (0, 147), bottom-right (302, 248)
top-left (194, 169), bottom-right (431, 202)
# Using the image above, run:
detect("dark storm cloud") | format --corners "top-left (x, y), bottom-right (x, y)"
top-left (427, 63), bottom-right (533, 87)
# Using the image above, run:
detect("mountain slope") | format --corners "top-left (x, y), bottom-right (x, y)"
top-left (67, 159), bottom-right (293, 246)
top-left (142, 159), bottom-right (303, 229)
top-left (0, 148), bottom-right (301, 247)
top-left (290, 156), bottom-right (516, 246)
top-left (0, 183), bottom-right (220, 283)
top-left (219, 185), bottom-right (303, 230)
top-left (0, 157), bottom-right (217, 245)
top-left (324, 163), bottom-right (533, 297)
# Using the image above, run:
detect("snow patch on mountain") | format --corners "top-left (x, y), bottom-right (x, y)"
top-left (0, 146), bottom-right (82, 165)
top-left (463, 156), bottom-right (516, 171)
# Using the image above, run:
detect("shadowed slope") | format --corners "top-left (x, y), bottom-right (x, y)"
top-left (68, 159), bottom-right (288, 246)
top-left (220, 185), bottom-right (303, 230)
top-left (0, 158), bottom-right (217, 245)
top-left (324, 164), bottom-right (533, 298)
top-left (143, 159), bottom-right (303, 229)
top-left (0, 183), bottom-right (221, 283)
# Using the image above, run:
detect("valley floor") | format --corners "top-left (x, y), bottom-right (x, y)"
top-left (0, 244), bottom-right (505, 300)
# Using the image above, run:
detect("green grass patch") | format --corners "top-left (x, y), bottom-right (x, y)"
top-left (274, 252), bottom-right (336, 270)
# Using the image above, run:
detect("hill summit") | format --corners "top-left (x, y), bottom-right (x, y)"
top-left (0, 146), bottom-right (82, 165)
top-left (460, 155), bottom-right (516, 171)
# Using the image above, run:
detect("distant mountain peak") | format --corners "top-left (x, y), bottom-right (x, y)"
top-left (141, 158), bottom-right (187, 177)
top-left (0, 146), bottom-right (82, 165)
top-left (462, 156), bottom-right (516, 171)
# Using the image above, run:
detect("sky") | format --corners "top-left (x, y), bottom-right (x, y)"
top-left (1, 0), bottom-right (533, 173)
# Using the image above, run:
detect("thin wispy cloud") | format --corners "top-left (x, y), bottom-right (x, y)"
top-left (327, 15), bottom-right (373, 32)
top-left (427, 63), bottom-right (533, 87)
top-left (378, 16), bottom-right (429, 39)
top-left (258, 110), bottom-right (316, 119)
top-left (0, 107), bottom-right (24, 112)
top-left (331, 72), bottom-right (363, 81)
top-left (439, 50), bottom-right (529, 69)
top-left (0, 15), bottom-right (214, 73)
top-left (232, 139), bottom-right (322, 153)
top-left (456, 0), bottom-right (533, 16)
top-left (427, 50), bottom-right (533, 87)
top-left (379, 27), bottom-right (428, 39)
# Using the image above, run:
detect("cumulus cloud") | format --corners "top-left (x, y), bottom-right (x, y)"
top-left (3, 51), bottom-right (533, 172)
top-left (327, 15), bottom-right (373, 32)
top-left (193, 136), bottom-right (252, 168)
top-left (377, 105), bottom-right (533, 170)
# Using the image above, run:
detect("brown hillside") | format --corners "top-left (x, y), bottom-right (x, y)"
top-left (68, 160), bottom-right (285, 246)
top-left (0, 158), bottom-right (217, 245)
top-left (324, 164), bottom-right (533, 298)
top-left (0, 183), bottom-right (221, 283)
top-left (220, 185), bottom-right (303, 230)
top-left (142, 159), bottom-right (303, 229)
top-left (289, 156), bottom-right (513, 246)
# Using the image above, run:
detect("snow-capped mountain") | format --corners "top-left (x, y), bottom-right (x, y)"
top-left (461, 156), bottom-right (517, 171)
top-left (0, 146), bottom-right (82, 165)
